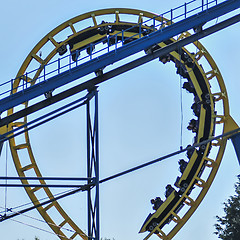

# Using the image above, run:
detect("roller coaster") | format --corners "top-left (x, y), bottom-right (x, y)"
top-left (0, 0), bottom-right (240, 239)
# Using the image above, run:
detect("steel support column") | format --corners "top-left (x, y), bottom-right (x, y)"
top-left (87, 88), bottom-right (100, 240)
top-left (230, 132), bottom-right (240, 165)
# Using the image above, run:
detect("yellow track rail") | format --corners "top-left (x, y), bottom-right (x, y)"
top-left (142, 32), bottom-right (239, 240)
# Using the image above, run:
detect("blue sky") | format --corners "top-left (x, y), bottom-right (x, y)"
top-left (0, 0), bottom-right (240, 240)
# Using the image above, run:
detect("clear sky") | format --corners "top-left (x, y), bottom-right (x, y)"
top-left (0, 0), bottom-right (239, 240)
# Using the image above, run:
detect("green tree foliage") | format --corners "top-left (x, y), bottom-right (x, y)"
top-left (214, 175), bottom-right (240, 240)
top-left (100, 238), bottom-right (115, 240)
top-left (17, 236), bottom-right (39, 240)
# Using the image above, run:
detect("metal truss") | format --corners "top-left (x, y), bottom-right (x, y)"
top-left (86, 89), bottom-right (100, 240)
top-left (0, 0), bottom-right (239, 114)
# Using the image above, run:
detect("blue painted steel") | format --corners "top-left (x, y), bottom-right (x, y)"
top-left (0, 12), bottom-right (239, 128)
top-left (230, 132), bottom-right (240, 165)
top-left (0, 91), bottom-right (95, 144)
top-left (0, 187), bottom-right (86, 222)
top-left (95, 90), bottom-right (100, 240)
top-left (0, 135), bottom-right (3, 156)
top-left (86, 90), bottom-right (100, 240)
top-left (0, 0), bottom-right (239, 113)
top-left (0, 176), bottom-right (94, 181)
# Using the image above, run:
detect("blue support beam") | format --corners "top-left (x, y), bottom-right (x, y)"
top-left (0, 12), bottom-right (239, 127)
top-left (0, 0), bottom-right (240, 113)
top-left (230, 132), bottom-right (240, 165)
top-left (0, 135), bottom-right (3, 157)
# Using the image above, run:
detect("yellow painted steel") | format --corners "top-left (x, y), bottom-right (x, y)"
top-left (5, 7), bottom-right (238, 240)
top-left (6, 9), bottom-right (170, 240)
top-left (142, 33), bottom-right (239, 240)
top-left (140, 36), bottom-right (215, 236)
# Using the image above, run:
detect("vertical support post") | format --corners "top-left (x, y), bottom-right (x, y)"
top-left (87, 88), bottom-right (100, 240)
top-left (11, 79), bottom-right (13, 95)
top-left (58, 58), bottom-right (60, 74)
top-left (115, 34), bottom-right (117, 50)
top-left (44, 64), bottom-right (46, 81)
top-left (139, 23), bottom-right (142, 38)
top-left (86, 99), bottom-right (91, 240)
top-left (0, 135), bottom-right (4, 157)
top-left (161, 15), bottom-right (163, 29)
top-left (122, 29), bottom-right (124, 45)
top-left (69, 54), bottom-right (71, 70)
top-left (95, 90), bottom-right (100, 240)
top-left (90, 44), bottom-right (93, 60)
top-left (25, 72), bottom-right (28, 89)
top-left (184, 3), bottom-right (187, 18)
top-left (22, 75), bottom-right (25, 91)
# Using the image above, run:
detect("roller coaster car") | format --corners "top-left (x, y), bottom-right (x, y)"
top-left (66, 22), bottom-right (154, 61)
top-left (175, 60), bottom-right (190, 79)
top-left (183, 81), bottom-right (196, 94)
top-left (175, 109), bottom-right (211, 195)
top-left (57, 43), bottom-right (68, 56)
top-left (144, 44), bottom-right (161, 55)
top-left (174, 150), bottom-right (204, 195)
top-left (191, 101), bottom-right (201, 117)
top-left (140, 30), bottom-right (215, 236)
top-left (180, 51), bottom-right (194, 68)
top-left (139, 190), bottom-right (183, 234)
top-left (187, 119), bottom-right (199, 133)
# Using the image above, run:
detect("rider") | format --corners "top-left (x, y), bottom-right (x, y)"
top-left (150, 197), bottom-right (164, 211)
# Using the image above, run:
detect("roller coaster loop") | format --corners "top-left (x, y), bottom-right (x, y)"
top-left (1, 0), bottom-right (240, 240)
